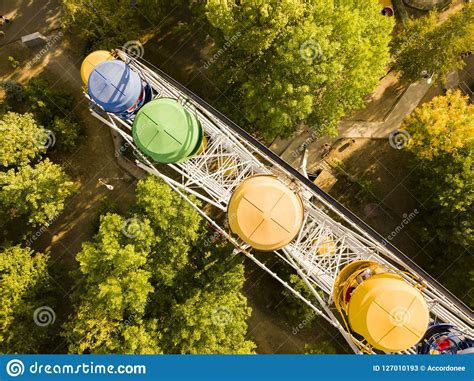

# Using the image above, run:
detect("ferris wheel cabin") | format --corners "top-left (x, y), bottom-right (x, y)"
top-left (80, 50), bottom-right (113, 84)
top-left (227, 175), bottom-right (304, 251)
top-left (417, 323), bottom-right (474, 354)
top-left (132, 98), bottom-right (205, 163)
top-left (87, 59), bottom-right (151, 117)
top-left (333, 260), bottom-right (430, 352)
top-left (81, 50), bottom-right (473, 354)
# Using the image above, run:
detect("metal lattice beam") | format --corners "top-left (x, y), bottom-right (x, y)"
top-left (84, 50), bottom-right (473, 354)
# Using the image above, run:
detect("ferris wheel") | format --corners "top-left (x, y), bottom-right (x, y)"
top-left (80, 49), bottom-right (473, 354)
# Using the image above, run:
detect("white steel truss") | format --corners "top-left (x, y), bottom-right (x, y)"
top-left (84, 49), bottom-right (473, 354)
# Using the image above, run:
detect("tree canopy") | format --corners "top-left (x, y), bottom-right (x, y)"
top-left (63, 176), bottom-right (255, 354)
top-left (392, 5), bottom-right (474, 82)
top-left (0, 245), bottom-right (51, 353)
top-left (403, 91), bottom-right (473, 305)
top-left (205, 0), bottom-right (394, 140)
top-left (61, 0), bottom-right (140, 48)
top-left (135, 175), bottom-right (201, 287)
top-left (63, 213), bottom-right (159, 354)
top-left (405, 90), bottom-right (473, 160)
top-left (137, 176), bottom-right (255, 354)
top-left (61, 0), bottom-right (181, 48)
top-left (0, 159), bottom-right (76, 227)
top-left (0, 112), bottom-right (47, 168)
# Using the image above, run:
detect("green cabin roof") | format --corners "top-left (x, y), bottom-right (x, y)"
top-left (132, 98), bottom-right (203, 163)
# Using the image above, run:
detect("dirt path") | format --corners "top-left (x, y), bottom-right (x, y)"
top-left (0, 6), bottom-right (137, 273)
top-left (0, 0), bottom-right (62, 47)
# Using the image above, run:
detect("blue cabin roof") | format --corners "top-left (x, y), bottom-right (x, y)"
top-left (88, 60), bottom-right (142, 113)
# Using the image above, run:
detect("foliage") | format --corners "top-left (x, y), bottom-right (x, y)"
top-left (164, 288), bottom-right (254, 354)
top-left (24, 78), bottom-right (75, 126)
top-left (0, 80), bottom-right (25, 103)
top-left (392, 6), bottom-right (474, 82)
top-left (136, 176), bottom-right (255, 353)
top-left (63, 176), bottom-right (255, 354)
top-left (63, 185), bottom-right (256, 353)
top-left (405, 90), bottom-right (473, 160)
top-left (63, 213), bottom-right (160, 353)
top-left (135, 175), bottom-right (201, 286)
top-left (51, 117), bottom-right (82, 151)
top-left (8, 56), bottom-right (20, 69)
top-left (1, 80), bottom-right (80, 152)
top-left (305, 342), bottom-right (337, 354)
top-left (204, 0), bottom-right (394, 140)
top-left (0, 159), bottom-right (76, 227)
top-left (0, 112), bottom-right (47, 168)
top-left (403, 91), bottom-right (473, 305)
top-left (61, 0), bottom-right (141, 48)
top-left (19, 78), bottom-right (82, 149)
top-left (158, 239), bottom-right (255, 354)
top-left (404, 90), bottom-right (473, 247)
top-left (0, 100), bottom-right (9, 118)
top-left (61, 0), bottom-right (184, 48)
top-left (0, 245), bottom-right (51, 353)
top-left (278, 274), bottom-right (317, 322)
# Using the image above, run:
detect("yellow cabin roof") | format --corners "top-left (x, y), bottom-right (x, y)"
top-left (228, 175), bottom-right (304, 251)
top-left (348, 273), bottom-right (429, 353)
top-left (81, 50), bottom-right (113, 84)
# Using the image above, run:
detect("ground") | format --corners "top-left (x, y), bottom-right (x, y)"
top-left (0, 0), bottom-right (470, 353)
top-left (0, 3), bottom-right (137, 280)
top-left (2, 2), bottom-right (335, 354)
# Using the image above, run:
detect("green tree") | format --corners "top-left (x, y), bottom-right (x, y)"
top-left (61, 0), bottom-right (185, 47)
top-left (135, 176), bottom-right (255, 353)
top-left (392, 6), bottom-right (474, 82)
top-left (205, 0), bottom-right (394, 140)
top-left (305, 342), bottom-right (337, 354)
top-left (0, 112), bottom-right (47, 168)
top-left (164, 289), bottom-right (254, 354)
top-left (63, 213), bottom-right (160, 353)
top-left (50, 117), bottom-right (82, 152)
top-left (63, 177), bottom-right (255, 354)
top-left (0, 245), bottom-right (51, 353)
top-left (62, 0), bottom-right (136, 47)
top-left (135, 175), bottom-right (201, 286)
top-left (158, 232), bottom-right (255, 354)
top-left (403, 91), bottom-right (473, 305)
top-left (405, 90), bottom-right (473, 160)
top-left (404, 90), bottom-right (473, 247)
top-left (0, 159), bottom-right (76, 227)
top-left (24, 78), bottom-right (75, 126)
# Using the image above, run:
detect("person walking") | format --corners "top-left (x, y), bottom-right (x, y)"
top-left (0, 16), bottom-right (11, 39)
top-left (0, 15), bottom-right (11, 26)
